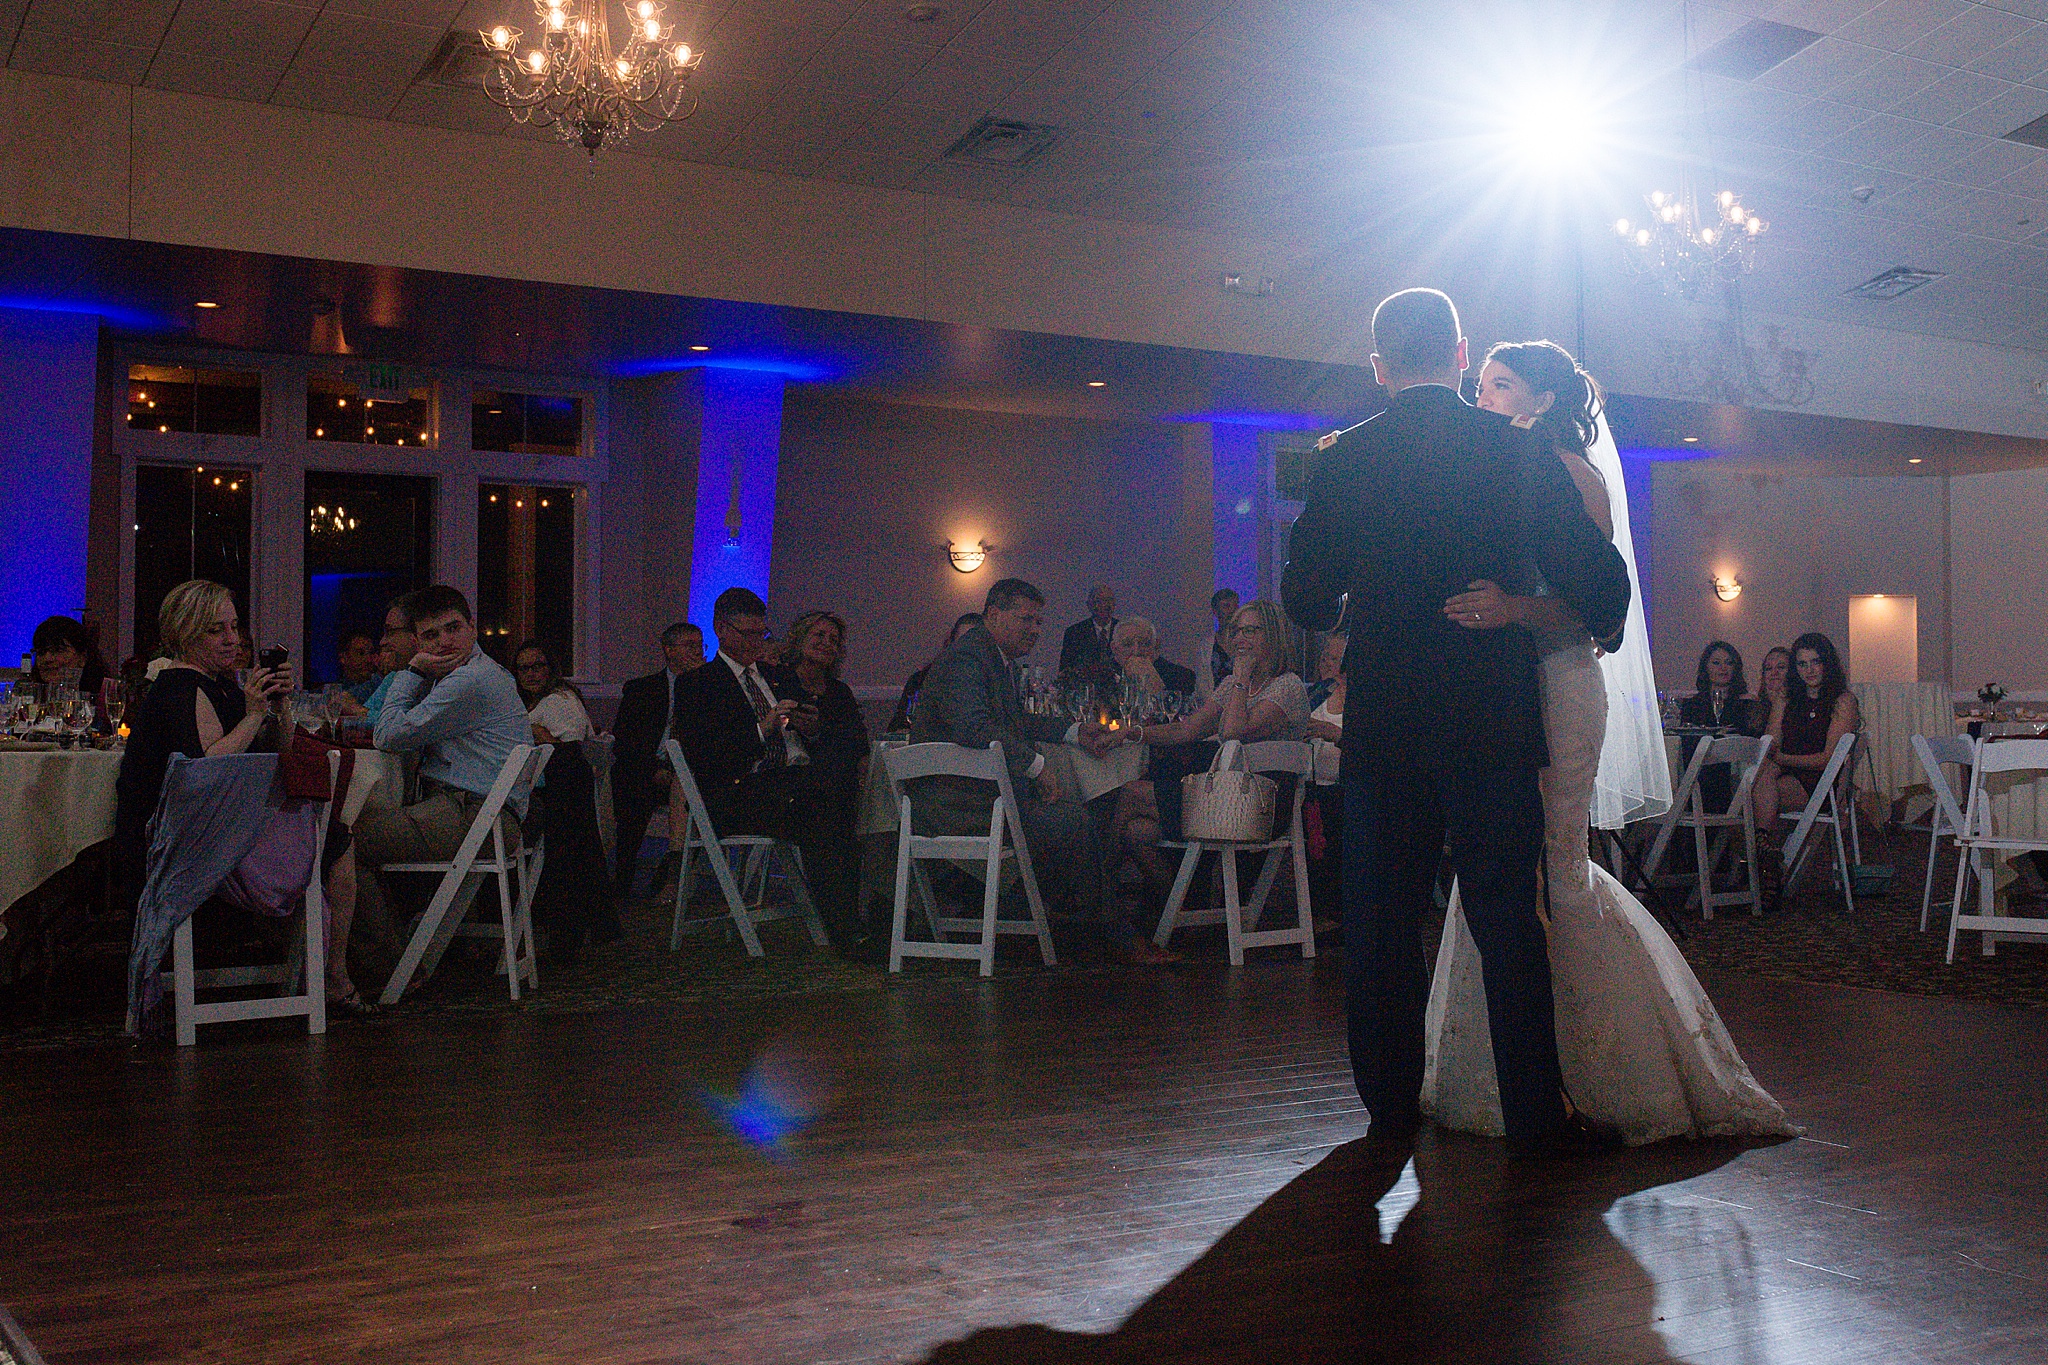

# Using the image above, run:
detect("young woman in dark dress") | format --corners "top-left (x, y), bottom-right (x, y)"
top-left (114, 580), bottom-right (374, 1014)
top-left (1677, 641), bottom-right (1754, 814)
top-left (1753, 633), bottom-right (1859, 902)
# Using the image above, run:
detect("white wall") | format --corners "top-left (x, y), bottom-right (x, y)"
top-left (1951, 467), bottom-right (2048, 692)
top-left (1646, 465), bottom-right (1948, 689)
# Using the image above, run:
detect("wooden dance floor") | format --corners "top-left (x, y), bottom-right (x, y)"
top-left (3, 963), bottom-right (2044, 1364)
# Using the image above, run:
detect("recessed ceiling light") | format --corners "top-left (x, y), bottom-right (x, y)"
top-left (1849, 185), bottom-right (1875, 204)
top-left (905, 3), bottom-right (942, 20)
top-left (1908, 457), bottom-right (1923, 464)
top-left (689, 344), bottom-right (710, 352)
top-left (1682, 435), bottom-right (1699, 443)
top-left (1087, 380), bottom-right (1106, 388)
top-left (195, 300), bottom-right (218, 309)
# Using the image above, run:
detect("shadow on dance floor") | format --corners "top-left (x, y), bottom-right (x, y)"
top-left (922, 1130), bottom-right (1769, 1364)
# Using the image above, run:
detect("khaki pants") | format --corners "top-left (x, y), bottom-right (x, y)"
top-left (349, 787), bottom-right (519, 984)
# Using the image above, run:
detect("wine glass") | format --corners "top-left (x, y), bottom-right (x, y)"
top-left (102, 679), bottom-right (126, 737)
top-left (66, 697), bottom-right (95, 748)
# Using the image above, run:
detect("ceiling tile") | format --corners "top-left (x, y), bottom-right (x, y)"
top-left (716, 132), bottom-right (836, 178)
top-left (1902, 67), bottom-right (2015, 121)
top-left (736, 86), bottom-right (886, 140)
top-left (1988, 0), bottom-right (2048, 22)
top-left (1995, 153), bottom-right (2048, 195)
top-left (1929, 185), bottom-right (2040, 236)
top-left (1830, 0), bottom-right (1974, 52)
top-left (1767, 0), bottom-right (1886, 32)
top-left (385, 80), bottom-right (520, 136)
top-left (1946, 133), bottom-right (2043, 184)
top-left (17, 0), bottom-right (179, 42)
top-left (1899, 6), bottom-right (2037, 66)
top-left (1753, 35), bottom-right (1886, 94)
top-left (1766, 97), bottom-right (1872, 150)
top-left (1831, 51), bottom-right (1950, 108)
top-left (842, 95), bottom-right (981, 160)
top-left (1817, 109), bottom-right (1934, 158)
top-left (1709, 84), bottom-right (1812, 144)
top-left (144, 47), bottom-right (287, 102)
top-left (323, 0), bottom-right (465, 26)
top-left (269, 67), bottom-right (403, 118)
top-left (9, 28), bottom-right (153, 82)
top-left (705, 8), bottom-right (838, 84)
top-left (1870, 172), bottom-right (1972, 218)
top-left (1873, 123), bottom-right (1988, 174)
top-left (810, 142), bottom-right (927, 187)
top-left (1967, 22), bottom-right (2048, 81)
top-left (836, 0), bottom-right (986, 50)
top-left (787, 34), bottom-right (939, 100)
top-left (157, 0), bottom-right (317, 66)
top-left (888, 51), bottom-right (1032, 108)
top-left (943, 0), bottom-right (1107, 63)
top-left (1947, 78), bottom-right (2048, 131)
top-left (283, 10), bottom-right (450, 105)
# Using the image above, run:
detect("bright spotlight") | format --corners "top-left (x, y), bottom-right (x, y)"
top-left (1503, 80), bottom-right (1605, 174)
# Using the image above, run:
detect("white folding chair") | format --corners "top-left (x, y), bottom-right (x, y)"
top-left (1911, 734), bottom-right (1974, 933)
top-left (377, 744), bottom-right (551, 1005)
top-left (1946, 738), bottom-right (2048, 963)
top-left (1642, 733), bottom-right (1774, 918)
top-left (1781, 731), bottom-right (1861, 913)
top-left (163, 752), bottom-right (349, 1046)
top-left (1153, 739), bottom-right (1315, 966)
top-left (662, 738), bottom-right (830, 956)
top-left (878, 741), bottom-right (1055, 977)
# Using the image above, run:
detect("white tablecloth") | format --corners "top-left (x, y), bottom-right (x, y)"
top-left (0, 749), bottom-right (121, 917)
top-left (1854, 682), bottom-right (1957, 805)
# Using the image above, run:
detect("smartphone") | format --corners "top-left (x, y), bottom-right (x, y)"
top-left (257, 645), bottom-right (289, 671)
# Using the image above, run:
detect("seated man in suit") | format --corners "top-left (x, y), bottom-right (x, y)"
top-left (1057, 584), bottom-right (1119, 676)
top-left (609, 621), bottom-right (705, 898)
top-left (911, 577), bottom-right (1178, 965)
top-left (1073, 617), bottom-right (1197, 698)
top-left (672, 589), bottom-right (872, 961)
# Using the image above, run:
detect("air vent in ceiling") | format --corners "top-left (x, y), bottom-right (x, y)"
top-left (422, 30), bottom-right (493, 89)
top-left (945, 117), bottom-right (1060, 167)
top-left (1846, 266), bottom-right (1946, 301)
top-left (1689, 20), bottom-right (1823, 80)
top-left (2005, 110), bottom-right (2048, 149)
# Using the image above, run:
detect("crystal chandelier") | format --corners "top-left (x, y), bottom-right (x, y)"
top-left (1615, 182), bottom-right (1767, 299)
top-left (479, 0), bottom-right (704, 157)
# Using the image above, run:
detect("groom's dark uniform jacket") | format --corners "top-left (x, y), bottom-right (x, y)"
top-left (1281, 384), bottom-right (1630, 768)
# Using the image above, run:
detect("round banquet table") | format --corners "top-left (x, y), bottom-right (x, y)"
top-left (0, 748), bottom-right (122, 920)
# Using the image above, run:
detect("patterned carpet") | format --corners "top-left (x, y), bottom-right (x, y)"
top-left (3, 827), bottom-right (2045, 1052)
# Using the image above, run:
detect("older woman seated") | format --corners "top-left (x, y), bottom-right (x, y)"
top-left (114, 579), bottom-right (374, 1016)
top-left (514, 639), bottom-right (612, 964)
top-left (1111, 600), bottom-right (1309, 888)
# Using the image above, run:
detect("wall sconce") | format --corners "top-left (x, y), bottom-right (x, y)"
top-left (948, 540), bottom-right (988, 573)
top-left (1711, 574), bottom-right (1743, 602)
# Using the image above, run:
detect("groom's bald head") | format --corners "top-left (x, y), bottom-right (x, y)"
top-left (1371, 288), bottom-right (1467, 393)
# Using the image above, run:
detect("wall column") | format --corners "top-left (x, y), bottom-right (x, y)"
top-left (1208, 423), bottom-right (1261, 603)
top-left (686, 370), bottom-right (787, 630)
top-left (0, 306), bottom-right (98, 661)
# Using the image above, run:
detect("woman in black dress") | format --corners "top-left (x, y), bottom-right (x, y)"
top-left (887, 613), bottom-right (981, 733)
top-left (774, 610), bottom-right (870, 838)
top-left (115, 580), bottom-right (373, 1014)
top-left (1754, 633), bottom-right (1860, 901)
top-left (1677, 641), bottom-right (1754, 813)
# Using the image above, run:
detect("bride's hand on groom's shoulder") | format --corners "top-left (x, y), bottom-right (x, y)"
top-left (1443, 580), bottom-right (1517, 630)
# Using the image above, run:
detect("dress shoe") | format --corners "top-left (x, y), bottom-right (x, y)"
top-left (1112, 938), bottom-right (1182, 966)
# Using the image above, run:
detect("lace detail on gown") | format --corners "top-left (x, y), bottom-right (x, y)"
top-left (1423, 641), bottom-right (1799, 1145)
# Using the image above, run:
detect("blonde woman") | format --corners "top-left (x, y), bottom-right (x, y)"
top-left (1115, 599), bottom-right (1309, 879)
top-left (114, 581), bottom-right (374, 1016)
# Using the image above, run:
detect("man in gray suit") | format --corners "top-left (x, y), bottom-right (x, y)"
top-left (910, 577), bottom-right (1179, 965)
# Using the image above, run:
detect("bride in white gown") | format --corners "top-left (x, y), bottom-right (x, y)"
top-left (1422, 341), bottom-right (1797, 1146)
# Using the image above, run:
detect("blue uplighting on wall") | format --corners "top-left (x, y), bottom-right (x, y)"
top-left (618, 354), bottom-right (839, 382)
top-left (0, 294), bottom-right (167, 332)
top-left (1211, 423), bottom-right (1262, 602)
top-left (0, 307), bottom-right (100, 663)
top-left (1160, 410), bottom-right (1338, 431)
top-left (688, 370), bottom-right (787, 630)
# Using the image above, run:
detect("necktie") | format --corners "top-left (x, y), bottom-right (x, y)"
top-left (739, 667), bottom-right (784, 769)
top-left (666, 672), bottom-right (681, 737)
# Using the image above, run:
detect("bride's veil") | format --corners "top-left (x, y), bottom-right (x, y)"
top-left (1588, 408), bottom-right (1671, 829)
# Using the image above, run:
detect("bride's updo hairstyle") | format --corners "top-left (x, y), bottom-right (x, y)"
top-left (1483, 340), bottom-right (1602, 459)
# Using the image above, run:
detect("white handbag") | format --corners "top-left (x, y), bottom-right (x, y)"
top-left (1181, 739), bottom-right (1278, 843)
